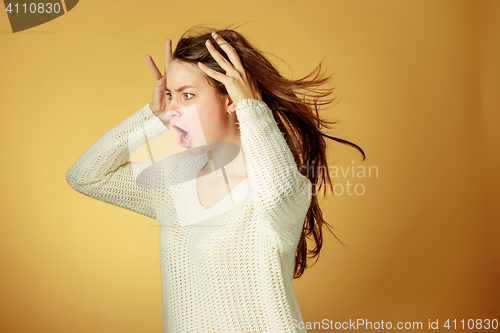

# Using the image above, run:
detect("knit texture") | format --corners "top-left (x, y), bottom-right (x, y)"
top-left (66, 99), bottom-right (313, 332)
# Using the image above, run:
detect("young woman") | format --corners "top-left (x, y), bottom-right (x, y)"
top-left (66, 25), bottom-right (364, 332)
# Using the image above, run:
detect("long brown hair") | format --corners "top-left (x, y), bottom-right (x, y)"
top-left (173, 24), bottom-right (365, 278)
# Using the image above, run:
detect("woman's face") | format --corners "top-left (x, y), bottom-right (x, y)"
top-left (165, 59), bottom-right (238, 156)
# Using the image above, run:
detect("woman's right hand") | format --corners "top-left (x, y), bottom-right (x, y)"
top-left (146, 39), bottom-right (173, 124)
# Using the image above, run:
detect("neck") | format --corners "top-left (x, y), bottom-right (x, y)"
top-left (203, 141), bottom-right (246, 178)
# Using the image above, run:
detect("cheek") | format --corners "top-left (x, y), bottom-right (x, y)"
top-left (201, 113), bottom-right (225, 139)
top-left (197, 100), bottom-right (228, 138)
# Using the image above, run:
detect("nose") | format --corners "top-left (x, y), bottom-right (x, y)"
top-left (166, 107), bottom-right (181, 122)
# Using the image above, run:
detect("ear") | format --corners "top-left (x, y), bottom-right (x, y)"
top-left (224, 94), bottom-right (237, 114)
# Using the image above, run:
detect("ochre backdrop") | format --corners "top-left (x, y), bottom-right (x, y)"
top-left (1, 0), bottom-right (498, 332)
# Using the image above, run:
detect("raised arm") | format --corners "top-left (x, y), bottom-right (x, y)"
top-left (235, 99), bottom-right (312, 246)
top-left (66, 41), bottom-right (175, 219)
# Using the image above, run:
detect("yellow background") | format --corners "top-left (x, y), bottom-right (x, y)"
top-left (1, 0), bottom-right (499, 332)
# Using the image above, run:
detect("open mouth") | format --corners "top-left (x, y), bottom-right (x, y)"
top-left (173, 125), bottom-right (190, 145)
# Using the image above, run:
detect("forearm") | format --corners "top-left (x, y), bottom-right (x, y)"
top-left (236, 99), bottom-right (308, 200)
top-left (65, 102), bottom-right (170, 219)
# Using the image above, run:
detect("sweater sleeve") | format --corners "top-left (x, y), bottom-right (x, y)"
top-left (65, 102), bottom-right (170, 220)
top-left (235, 99), bottom-right (313, 248)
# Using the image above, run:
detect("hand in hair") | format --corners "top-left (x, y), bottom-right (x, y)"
top-left (197, 31), bottom-right (262, 107)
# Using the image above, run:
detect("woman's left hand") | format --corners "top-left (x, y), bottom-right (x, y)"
top-left (197, 31), bottom-right (262, 109)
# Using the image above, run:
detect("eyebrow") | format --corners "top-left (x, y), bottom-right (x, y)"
top-left (165, 85), bottom-right (196, 92)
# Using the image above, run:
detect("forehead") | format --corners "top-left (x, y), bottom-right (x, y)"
top-left (165, 59), bottom-right (207, 89)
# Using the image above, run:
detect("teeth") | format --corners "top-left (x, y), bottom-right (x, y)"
top-left (183, 131), bottom-right (189, 141)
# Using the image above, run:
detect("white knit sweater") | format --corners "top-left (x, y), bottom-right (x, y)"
top-left (66, 99), bottom-right (313, 332)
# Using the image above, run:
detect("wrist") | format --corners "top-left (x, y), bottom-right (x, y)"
top-left (149, 102), bottom-right (158, 116)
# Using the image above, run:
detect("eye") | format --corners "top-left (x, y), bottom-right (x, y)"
top-left (165, 92), bottom-right (194, 100)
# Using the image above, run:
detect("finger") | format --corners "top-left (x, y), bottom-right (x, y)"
top-left (205, 39), bottom-right (236, 75)
top-left (165, 38), bottom-right (172, 75)
top-left (153, 79), bottom-right (167, 102)
top-left (197, 62), bottom-right (231, 85)
top-left (147, 55), bottom-right (163, 81)
top-left (210, 32), bottom-right (245, 74)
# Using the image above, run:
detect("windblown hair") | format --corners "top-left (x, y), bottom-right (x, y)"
top-left (173, 23), bottom-right (365, 278)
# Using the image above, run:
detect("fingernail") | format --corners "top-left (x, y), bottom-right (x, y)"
top-left (206, 39), bottom-right (212, 47)
top-left (212, 31), bottom-right (218, 38)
